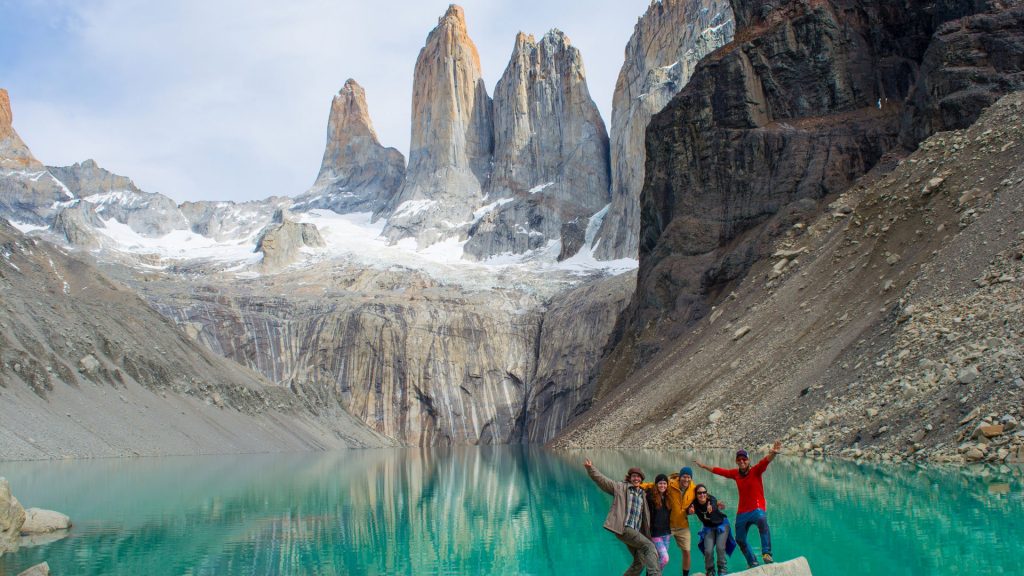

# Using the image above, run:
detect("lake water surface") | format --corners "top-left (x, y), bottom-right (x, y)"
top-left (0, 447), bottom-right (1021, 575)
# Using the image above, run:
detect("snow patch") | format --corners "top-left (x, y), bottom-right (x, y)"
top-left (8, 220), bottom-right (47, 234)
top-left (392, 199), bottom-right (437, 219)
top-left (528, 182), bottom-right (554, 194)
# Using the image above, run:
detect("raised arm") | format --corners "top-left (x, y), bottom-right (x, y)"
top-left (694, 460), bottom-right (713, 473)
top-left (765, 441), bottom-right (782, 463)
top-left (584, 458), bottom-right (616, 495)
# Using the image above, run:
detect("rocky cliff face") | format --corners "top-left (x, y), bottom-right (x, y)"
top-left (556, 91), bottom-right (1024, 466)
top-left (0, 218), bottom-right (389, 459)
top-left (604, 0), bottom-right (1024, 381)
top-left (133, 263), bottom-right (631, 446)
top-left (464, 30), bottom-right (610, 261)
top-left (592, 0), bottom-right (734, 260)
top-left (383, 5), bottom-right (494, 246)
top-left (294, 79), bottom-right (406, 215)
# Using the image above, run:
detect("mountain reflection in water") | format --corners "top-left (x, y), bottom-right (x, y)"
top-left (0, 447), bottom-right (1021, 575)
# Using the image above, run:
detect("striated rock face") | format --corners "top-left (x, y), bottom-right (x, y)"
top-left (464, 30), bottom-right (610, 260)
top-left (382, 5), bottom-right (494, 246)
top-left (592, 0), bottom-right (734, 260)
top-left (517, 273), bottom-right (635, 442)
top-left (294, 79), bottom-right (406, 215)
top-left (0, 218), bottom-right (390, 459)
top-left (606, 0), bottom-right (1024, 380)
top-left (0, 89), bottom-right (42, 171)
top-left (254, 209), bottom-right (325, 272)
top-left (49, 159), bottom-right (189, 236)
top-left (139, 263), bottom-right (632, 446)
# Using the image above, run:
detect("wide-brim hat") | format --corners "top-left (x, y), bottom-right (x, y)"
top-left (626, 467), bottom-right (645, 481)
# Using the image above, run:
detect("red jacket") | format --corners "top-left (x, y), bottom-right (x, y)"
top-left (712, 457), bottom-right (770, 514)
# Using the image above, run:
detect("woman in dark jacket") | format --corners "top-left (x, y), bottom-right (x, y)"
top-left (646, 473), bottom-right (673, 568)
top-left (688, 483), bottom-right (736, 576)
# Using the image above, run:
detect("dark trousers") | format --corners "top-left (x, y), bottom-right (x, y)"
top-left (615, 526), bottom-right (662, 576)
top-left (734, 509), bottom-right (771, 566)
top-left (701, 528), bottom-right (729, 575)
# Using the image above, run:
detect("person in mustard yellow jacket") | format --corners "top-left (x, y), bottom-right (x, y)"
top-left (642, 467), bottom-right (697, 576)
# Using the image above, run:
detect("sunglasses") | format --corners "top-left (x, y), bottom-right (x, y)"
top-left (696, 491), bottom-right (708, 495)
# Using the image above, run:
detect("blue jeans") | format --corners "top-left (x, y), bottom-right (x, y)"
top-left (734, 509), bottom-right (771, 566)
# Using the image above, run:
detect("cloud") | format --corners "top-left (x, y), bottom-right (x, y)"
top-left (2, 0), bottom-right (650, 202)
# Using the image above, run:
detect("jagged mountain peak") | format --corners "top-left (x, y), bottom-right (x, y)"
top-left (292, 78), bottom-right (405, 216)
top-left (380, 2), bottom-right (493, 247)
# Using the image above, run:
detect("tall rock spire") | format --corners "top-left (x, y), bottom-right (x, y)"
top-left (382, 4), bottom-right (494, 246)
top-left (464, 29), bottom-right (610, 260)
top-left (0, 88), bottom-right (44, 170)
top-left (591, 0), bottom-right (734, 260)
top-left (295, 79), bottom-right (405, 215)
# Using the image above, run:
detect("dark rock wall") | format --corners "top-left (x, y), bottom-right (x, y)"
top-left (605, 0), bottom-right (1024, 382)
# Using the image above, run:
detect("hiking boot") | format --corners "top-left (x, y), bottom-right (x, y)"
top-left (762, 553), bottom-right (774, 564)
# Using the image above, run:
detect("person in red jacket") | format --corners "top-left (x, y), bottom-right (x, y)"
top-left (694, 441), bottom-right (782, 568)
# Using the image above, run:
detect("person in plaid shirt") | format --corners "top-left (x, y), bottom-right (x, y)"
top-left (585, 458), bottom-right (661, 576)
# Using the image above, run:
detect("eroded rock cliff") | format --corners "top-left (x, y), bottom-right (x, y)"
top-left (133, 263), bottom-right (632, 446)
top-left (0, 218), bottom-right (390, 459)
top-left (605, 0), bottom-right (1024, 383)
top-left (464, 30), bottom-right (610, 261)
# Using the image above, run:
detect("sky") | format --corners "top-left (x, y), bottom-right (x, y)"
top-left (1, 0), bottom-right (653, 203)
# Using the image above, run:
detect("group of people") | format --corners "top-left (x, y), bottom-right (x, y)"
top-left (583, 441), bottom-right (782, 576)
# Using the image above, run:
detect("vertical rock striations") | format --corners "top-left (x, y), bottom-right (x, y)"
top-left (593, 0), bottom-right (735, 261)
top-left (383, 5), bottom-right (493, 246)
top-left (464, 30), bottom-right (610, 261)
top-left (605, 0), bottom-right (1024, 382)
top-left (294, 79), bottom-right (406, 215)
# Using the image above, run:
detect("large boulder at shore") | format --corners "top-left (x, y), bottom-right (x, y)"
top-left (21, 508), bottom-right (72, 534)
top-left (0, 477), bottom-right (27, 555)
top-left (698, 557), bottom-right (812, 576)
top-left (17, 562), bottom-right (50, 576)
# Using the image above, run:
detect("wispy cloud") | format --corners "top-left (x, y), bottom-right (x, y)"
top-left (2, 0), bottom-right (650, 202)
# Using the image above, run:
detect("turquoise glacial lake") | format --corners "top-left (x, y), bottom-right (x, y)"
top-left (0, 447), bottom-right (1021, 575)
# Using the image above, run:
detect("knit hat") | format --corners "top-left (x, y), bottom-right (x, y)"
top-left (679, 466), bottom-right (693, 477)
top-left (626, 467), bottom-right (645, 481)
top-left (655, 473), bottom-right (669, 484)
top-left (736, 449), bottom-right (749, 460)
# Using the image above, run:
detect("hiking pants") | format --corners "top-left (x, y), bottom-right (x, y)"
top-left (734, 509), bottom-right (771, 566)
top-left (615, 526), bottom-right (662, 576)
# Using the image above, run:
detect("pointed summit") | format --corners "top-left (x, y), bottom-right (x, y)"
top-left (0, 88), bottom-right (44, 170)
top-left (295, 79), bottom-right (405, 215)
top-left (382, 3), bottom-right (494, 246)
top-left (463, 28), bottom-right (610, 260)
